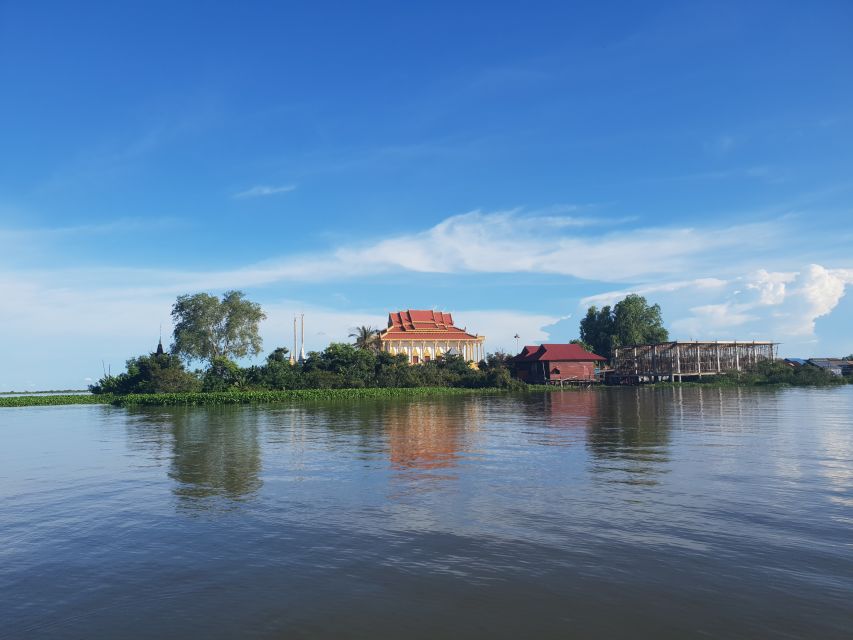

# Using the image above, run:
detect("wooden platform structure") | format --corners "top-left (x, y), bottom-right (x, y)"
top-left (610, 341), bottom-right (778, 383)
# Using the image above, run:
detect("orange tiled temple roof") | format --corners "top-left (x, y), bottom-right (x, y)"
top-left (379, 310), bottom-right (481, 341)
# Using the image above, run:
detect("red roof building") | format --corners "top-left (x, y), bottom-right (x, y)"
top-left (513, 343), bottom-right (605, 384)
top-left (379, 310), bottom-right (485, 364)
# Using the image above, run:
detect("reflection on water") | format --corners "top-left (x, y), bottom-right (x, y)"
top-left (168, 409), bottom-right (262, 502)
top-left (2, 388), bottom-right (852, 639)
top-left (126, 408), bottom-right (263, 506)
top-left (586, 388), bottom-right (671, 485)
top-left (386, 400), bottom-right (481, 471)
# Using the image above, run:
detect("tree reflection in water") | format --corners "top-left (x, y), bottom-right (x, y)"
top-left (125, 406), bottom-right (263, 508)
top-left (585, 388), bottom-right (672, 485)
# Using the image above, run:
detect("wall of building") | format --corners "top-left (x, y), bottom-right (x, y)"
top-left (549, 361), bottom-right (597, 381)
top-left (516, 360), bottom-right (598, 383)
top-left (381, 339), bottom-right (485, 364)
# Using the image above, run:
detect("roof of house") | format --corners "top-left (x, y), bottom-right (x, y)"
top-left (514, 343), bottom-right (606, 363)
top-left (808, 358), bottom-right (853, 368)
top-left (379, 309), bottom-right (481, 341)
top-left (518, 345), bottom-right (539, 359)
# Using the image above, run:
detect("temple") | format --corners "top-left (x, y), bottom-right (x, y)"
top-left (378, 310), bottom-right (485, 364)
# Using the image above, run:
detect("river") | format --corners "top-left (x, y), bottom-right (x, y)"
top-left (1, 387), bottom-right (851, 638)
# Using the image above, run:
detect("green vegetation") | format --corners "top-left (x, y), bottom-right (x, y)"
top-left (0, 394), bottom-right (111, 408)
top-left (655, 361), bottom-right (850, 388)
top-left (88, 336), bottom-right (525, 396)
top-left (89, 351), bottom-right (201, 394)
top-left (112, 386), bottom-right (524, 407)
top-left (738, 361), bottom-right (850, 386)
top-left (579, 294), bottom-right (668, 359)
top-left (0, 389), bottom-right (87, 395)
top-left (3, 386), bottom-right (566, 409)
top-left (349, 325), bottom-right (380, 351)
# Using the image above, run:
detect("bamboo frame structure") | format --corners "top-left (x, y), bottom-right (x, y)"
top-left (611, 341), bottom-right (777, 382)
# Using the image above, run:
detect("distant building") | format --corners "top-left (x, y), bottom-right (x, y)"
top-left (512, 343), bottom-right (605, 384)
top-left (806, 358), bottom-right (853, 376)
top-left (378, 310), bottom-right (485, 364)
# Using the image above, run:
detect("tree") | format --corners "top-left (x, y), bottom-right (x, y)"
top-left (349, 325), bottom-right (380, 351)
top-left (579, 305), bottom-right (616, 358)
top-left (311, 342), bottom-right (376, 386)
top-left (569, 338), bottom-right (595, 353)
top-left (612, 294), bottom-right (668, 348)
top-left (171, 291), bottom-right (266, 364)
top-left (202, 356), bottom-right (246, 391)
top-left (266, 347), bottom-right (290, 363)
top-left (480, 350), bottom-right (513, 370)
top-left (579, 295), bottom-right (668, 359)
top-left (247, 347), bottom-right (301, 389)
top-left (90, 350), bottom-right (200, 394)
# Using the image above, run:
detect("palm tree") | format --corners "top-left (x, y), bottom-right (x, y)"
top-left (349, 326), bottom-right (380, 351)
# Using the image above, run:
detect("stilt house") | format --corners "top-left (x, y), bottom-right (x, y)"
top-left (512, 344), bottom-right (605, 384)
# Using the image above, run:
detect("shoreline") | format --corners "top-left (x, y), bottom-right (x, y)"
top-left (1, 380), bottom-right (850, 408)
top-left (0, 386), bottom-right (557, 408)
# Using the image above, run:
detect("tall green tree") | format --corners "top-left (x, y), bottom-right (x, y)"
top-left (612, 294), bottom-right (668, 347)
top-left (349, 325), bottom-right (380, 351)
top-left (579, 295), bottom-right (668, 359)
top-left (171, 290), bottom-right (266, 364)
top-left (579, 305), bottom-right (616, 358)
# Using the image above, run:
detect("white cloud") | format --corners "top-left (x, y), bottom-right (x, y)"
top-left (1, 209), bottom-right (787, 297)
top-left (772, 265), bottom-right (853, 336)
top-left (746, 269), bottom-right (796, 305)
top-left (580, 277), bottom-right (729, 309)
top-left (587, 265), bottom-right (853, 352)
top-left (0, 217), bottom-right (181, 241)
top-left (233, 184), bottom-right (297, 199)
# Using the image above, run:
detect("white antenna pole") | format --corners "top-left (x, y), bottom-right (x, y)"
top-left (299, 313), bottom-right (306, 362)
top-left (290, 315), bottom-right (297, 365)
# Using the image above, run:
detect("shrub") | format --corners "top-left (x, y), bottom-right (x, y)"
top-left (90, 352), bottom-right (201, 394)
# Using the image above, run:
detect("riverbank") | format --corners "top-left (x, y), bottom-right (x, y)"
top-left (0, 389), bottom-right (89, 395)
top-left (643, 373), bottom-right (851, 389)
top-left (0, 386), bottom-right (565, 408)
top-left (0, 394), bottom-right (111, 407)
top-left (3, 376), bottom-right (848, 408)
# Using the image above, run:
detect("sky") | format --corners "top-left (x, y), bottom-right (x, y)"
top-left (1, 0), bottom-right (852, 390)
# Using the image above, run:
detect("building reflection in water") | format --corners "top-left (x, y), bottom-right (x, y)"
top-left (525, 390), bottom-right (601, 448)
top-left (384, 399), bottom-right (483, 472)
top-left (125, 406), bottom-right (263, 508)
top-left (585, 388), bottom-right (673, 485)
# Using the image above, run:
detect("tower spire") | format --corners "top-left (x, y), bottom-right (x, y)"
top-left (156, 323), bottom-right (165, 356)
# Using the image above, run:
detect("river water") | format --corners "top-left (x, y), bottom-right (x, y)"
top-left (1, 387), bottom-right (851, 639)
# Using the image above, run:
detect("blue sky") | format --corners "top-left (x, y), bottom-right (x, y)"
top-left (1, 0), bottom-right (852, 390)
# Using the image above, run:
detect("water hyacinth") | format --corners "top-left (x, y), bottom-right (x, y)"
top-left (112, 387), bottom-right (529, 407)
top-left (0, 394), bottom-right (113, 408)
